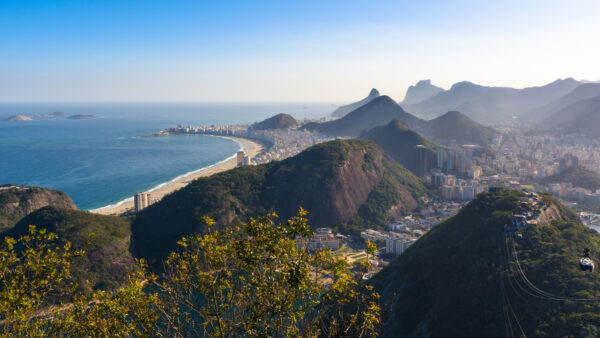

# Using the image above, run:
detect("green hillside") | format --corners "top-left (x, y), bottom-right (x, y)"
top-left (359, 119), bottom-right (439, 176)
top-left (424, 110), bottom-right (499, 146)
top-left (2, 207), bottom-right (136, 294)
top-left (252, 113), bottom-right (298, 130)
top-left (132, 139), bottom-right (427, 266)
top-left (371, 189), bottom-right (600, 337)
top-left (0, 184), bottom-right (77, 231)
top-left (542, 168), bottom-right (600, 192)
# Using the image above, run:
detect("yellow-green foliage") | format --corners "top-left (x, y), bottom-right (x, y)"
top-left (0, 211), bottom-right (381, 337)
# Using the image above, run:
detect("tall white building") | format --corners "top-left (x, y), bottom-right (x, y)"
top-left (134, 192), bottom-right (151, 213)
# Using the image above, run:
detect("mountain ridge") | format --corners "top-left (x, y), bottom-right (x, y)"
top-left (304, 96), bottom-right (425, 137)
top-left (131, 139), bottom-right (427, 265)
top-left (330, 88), bottom-right (380, 118)
top-left (401, 80), bottom-right (444, 106)
top-left (405, 78), bottom-right (581, 122)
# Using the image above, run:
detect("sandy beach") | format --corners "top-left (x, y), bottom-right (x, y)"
top-left (90, 136), bottom-right (265, 216)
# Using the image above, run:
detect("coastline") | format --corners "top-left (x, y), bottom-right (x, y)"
top-left (90, 136), bottom-right (265, 216)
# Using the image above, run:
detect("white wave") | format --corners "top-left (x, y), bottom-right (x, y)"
top-left (88, 135), bottom-right (244, 212)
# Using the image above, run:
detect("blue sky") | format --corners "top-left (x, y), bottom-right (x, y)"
top-left (1, 0), bottom-right (599, 102)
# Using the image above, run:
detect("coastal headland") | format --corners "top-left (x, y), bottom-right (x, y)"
top-left (90, 136), bottom-right (265, 216)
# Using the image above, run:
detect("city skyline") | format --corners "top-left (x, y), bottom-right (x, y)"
top-left (2, 0), bottom-right (600, 102)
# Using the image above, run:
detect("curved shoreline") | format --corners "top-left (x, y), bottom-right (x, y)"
top-left (90, 136), bottom-right (264, 216)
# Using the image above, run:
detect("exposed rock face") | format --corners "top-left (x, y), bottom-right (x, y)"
top-left (292, 144), bottom-right (384, 226)
top-left (131, 139), bottom-right (426, 265)
top-left (0, 185), bottom-right (77, 231)
top-left (401, 79), bottom-right (443, 106)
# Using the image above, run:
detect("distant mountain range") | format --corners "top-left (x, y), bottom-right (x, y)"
top-left (541, 95), bottom-right (600, 138)
top-left (359, 119), bottom-right (439, 176)
top-left (131, 139), bottom-right (427, 265)
top-left (330, 88), bottom-right (380, 118)
top-left (251, 113), bottom-right (298, 130)
top-left (401, 78), bottom-right (582, 122)
top-left (401, 79), bottom-right (443, 106)
top-left (304, 96), bottom-right (425, 137)
top-left (306, 94), bottom-right (499, 147)
top-left (370, 189), bottom-right (598, 337)
top-left (527, 83), bottom-right (600, 121)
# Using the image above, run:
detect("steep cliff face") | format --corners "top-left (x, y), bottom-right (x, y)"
top-left (0, 185), bottom-right (77, 231)
top-left (132, 139), bottom-right (427, 266)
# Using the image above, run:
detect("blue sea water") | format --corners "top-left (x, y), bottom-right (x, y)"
top-left (0, 102), bottom-right (334, 210)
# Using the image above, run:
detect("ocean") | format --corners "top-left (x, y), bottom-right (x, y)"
top-left (0, 102), bottom-right (334, 210)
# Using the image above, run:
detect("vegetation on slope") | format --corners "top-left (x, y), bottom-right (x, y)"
top-left (424, 110), bottom-right (499, 146)
top-left (132, 139), bottom-right (426, 266)
top-left (2, 206), bottom-right (136, 294)
top-left (252, 113), bottom-right (298, 130)
top-left (0, 185), bottom-right (76, 231)
top-left (542, 168), bottom-right (600, 192)
top-left (371, 189), bottom-right (600, 337)
top-left (359, 119), bottom-right (439, 176)
top-left (1, 212), bottom-right (381, 337)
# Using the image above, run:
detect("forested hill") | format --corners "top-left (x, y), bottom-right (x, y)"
top-left (542, 168), bottom-right (600, 192)
top-left (358, 119), bottom-right (438, 176)
top-left (252, 113), bottom-right (298, 130)
top-left (2, 206), bottom-right (136, 294)
top-left (424, 110), bottom-right (499, 146)
top-left (0, 185), bottom-right (77, 231)
top-left (371, 189), bottom-right (600, 337)
top-left (132, 139), bottom-right (427, 266)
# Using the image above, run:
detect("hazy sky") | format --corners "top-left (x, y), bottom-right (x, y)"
top-left (1, 0), bottom-right (599, 102)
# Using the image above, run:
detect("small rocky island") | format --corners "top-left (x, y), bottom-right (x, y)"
top-left (2, 112), bottom-right (96, 122)
top-left (68, 114), bottom-right (96, 119)
top-left (2, 112), bottom-right (65, 122)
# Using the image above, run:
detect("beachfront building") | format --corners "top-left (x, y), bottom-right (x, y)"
top-left (237, 151), bottom-right (245, 166)
top-left (134, 191), bottom-right (153, 213)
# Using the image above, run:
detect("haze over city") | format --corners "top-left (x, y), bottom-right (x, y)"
top-left (2, 0), bottom-right (600, 102)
